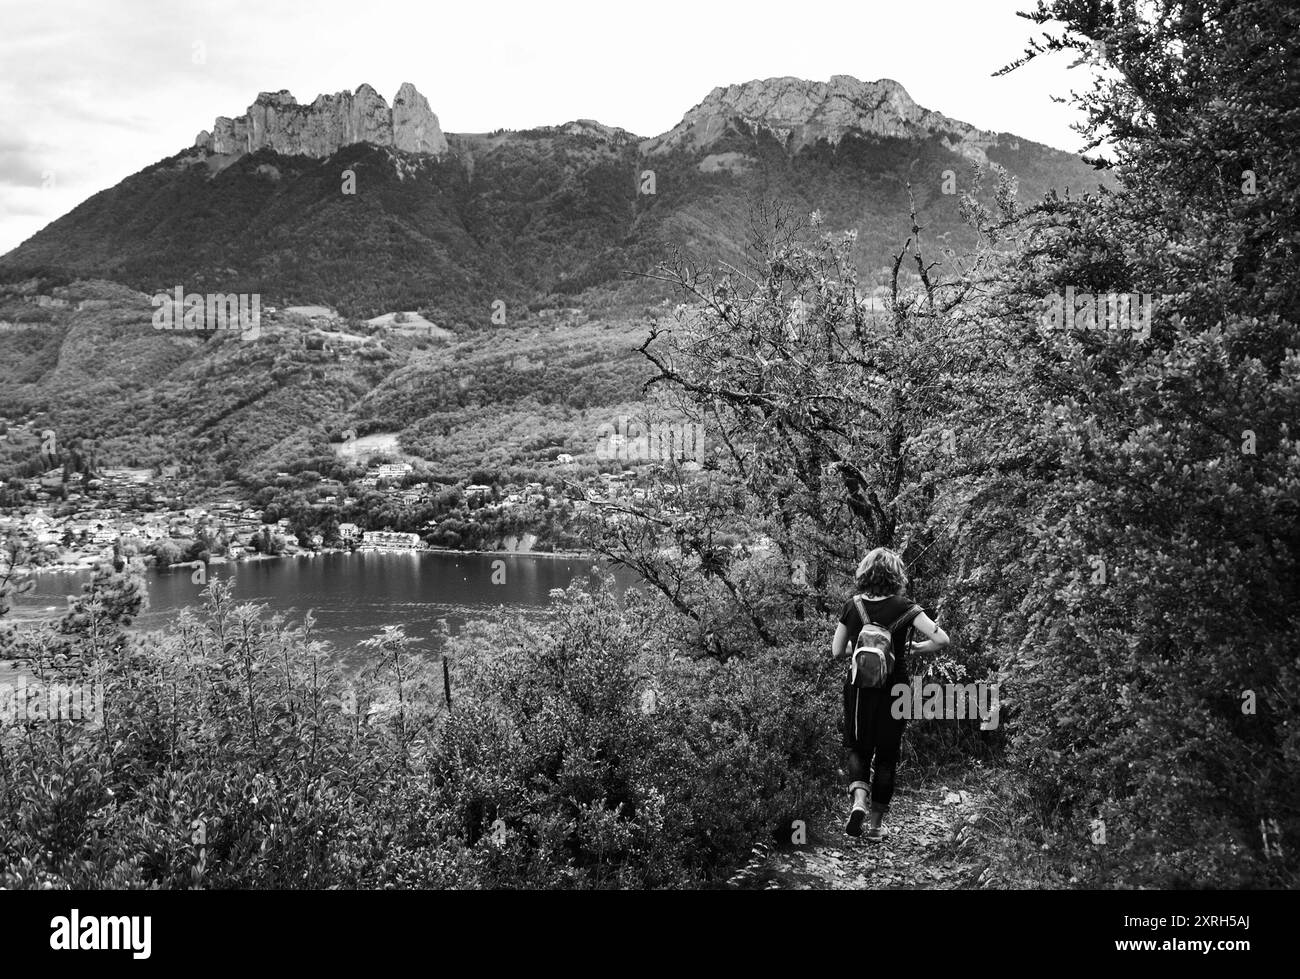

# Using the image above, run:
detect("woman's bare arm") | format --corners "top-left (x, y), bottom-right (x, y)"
top-left (909, 611), bottom-right (949, 655)
top-left (831, 622), bottom-right (849, 659)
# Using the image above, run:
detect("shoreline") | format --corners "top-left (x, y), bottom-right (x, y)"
top-left (431, 548), bottom-right (599, 561)
top-left (11, 546), bottom-right (603, 575)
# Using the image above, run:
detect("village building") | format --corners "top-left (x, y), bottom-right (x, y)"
top-left (359, 530), bottom-right (421, 551)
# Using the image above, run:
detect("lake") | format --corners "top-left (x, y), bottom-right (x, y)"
top-left (8, 551), bottom-right (609, 667)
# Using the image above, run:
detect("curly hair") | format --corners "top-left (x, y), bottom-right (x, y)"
top-left (854, 547), bottom-right (908, 596)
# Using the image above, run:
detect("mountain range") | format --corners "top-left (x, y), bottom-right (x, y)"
top-left (2, 75), bottom-right (1101, 318)
top-left (0, 75), bottom-right (1105, 486)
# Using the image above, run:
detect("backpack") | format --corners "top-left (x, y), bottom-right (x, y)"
top-left (848, 597), bottom-right (921, 689)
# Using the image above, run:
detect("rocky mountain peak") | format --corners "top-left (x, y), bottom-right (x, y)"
top-left (642, 74), bottom-right (996, 160)
top-left (195, 83), bottom-right (448, 158)
top-left (256, 90), bottom-right (299, 109)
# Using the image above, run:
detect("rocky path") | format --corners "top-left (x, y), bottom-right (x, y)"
top-left (728, 777), bottom-right (993, 890)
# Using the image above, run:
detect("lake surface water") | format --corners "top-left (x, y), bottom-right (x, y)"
top-left (9, 551), bottom-right (606, 666)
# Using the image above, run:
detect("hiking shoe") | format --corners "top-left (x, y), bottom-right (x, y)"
top-left (846, 805), bottom-right (868, 837)
top-left (865, 811), bottom-right (888, 842)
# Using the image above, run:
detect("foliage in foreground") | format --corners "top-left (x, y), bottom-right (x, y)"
top-left (0, 566), bottom-right (837, 889)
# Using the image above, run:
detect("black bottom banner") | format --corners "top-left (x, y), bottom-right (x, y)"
top-left (0, 888), bottom-right (1283, 967)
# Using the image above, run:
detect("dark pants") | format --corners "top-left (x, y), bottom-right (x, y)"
top-left (843, 682), bottom-right (905, 811)
top-left (847, 742), bottom-right (900, 811)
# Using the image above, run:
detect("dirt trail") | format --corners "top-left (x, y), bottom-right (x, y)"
top-left (728, 778), bottom-right (992, 890)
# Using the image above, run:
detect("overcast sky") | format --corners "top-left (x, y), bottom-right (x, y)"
top-left (0, 0), bottom-right (1095, 255)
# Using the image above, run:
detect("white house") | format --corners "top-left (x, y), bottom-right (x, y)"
top-left (359, 530), bottom-right (421, 550)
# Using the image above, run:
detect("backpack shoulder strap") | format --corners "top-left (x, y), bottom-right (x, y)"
top-left (886, 603), bottom-right (922, 633)
top-left (852, 595), bottom-right (871, 627)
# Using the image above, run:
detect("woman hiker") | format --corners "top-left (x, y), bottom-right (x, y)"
top-left (831, 547), bottom-right (950, 840)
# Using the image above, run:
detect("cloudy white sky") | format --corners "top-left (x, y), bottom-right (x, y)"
top-left (0, 0), bottom-right (1094, 255)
